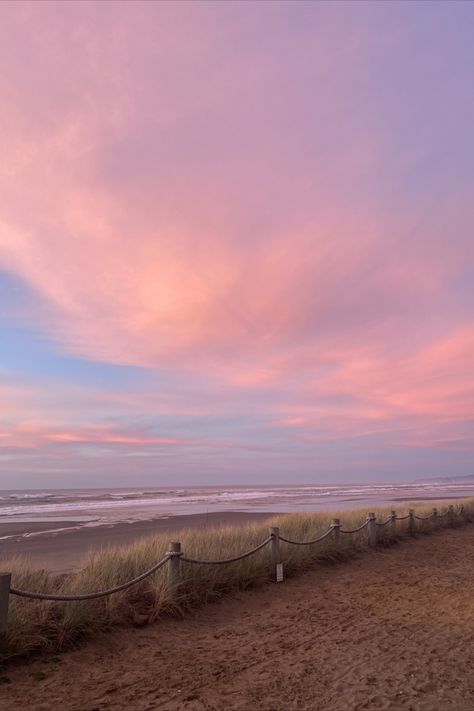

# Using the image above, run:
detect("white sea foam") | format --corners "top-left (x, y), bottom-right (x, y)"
top-left (1, 483), bottom-right (473, 526)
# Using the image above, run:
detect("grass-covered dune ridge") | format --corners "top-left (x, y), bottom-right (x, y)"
top-left (2, 499), bottom-right (473, 661)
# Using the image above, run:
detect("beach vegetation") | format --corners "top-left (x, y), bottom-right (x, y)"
top-left (1, 499), bottom-right (472, 662)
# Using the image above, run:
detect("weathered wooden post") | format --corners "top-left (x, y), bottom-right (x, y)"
top-left (390, 510), bottom-right (397, 529)
top-left (432, 507), bottom-right (438, 525)
top-left (448, 504), bottom-right (455, 528)
top-left (367, 513), bottom-right (377, 548)
top-left (0, 572), bottom-right (11, 638)
top-left (331, 518), bottom-right (341, 546)
top-left (408, 509), bottom-right (415, 535)
top-left (270, 527), bottom-right (283, 582)
top-left (167, 541), bottom-right (181, 596)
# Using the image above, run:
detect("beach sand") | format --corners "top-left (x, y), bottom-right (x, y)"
top-left (2, 524), bottom-right (474, 710)
top-left (0, 512), bottom-right (276, 573)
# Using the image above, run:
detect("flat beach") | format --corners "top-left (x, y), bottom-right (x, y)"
top-left (3, 524), bottom-right (474, 711)
top-left (0, 512), bottom-right (276, 573)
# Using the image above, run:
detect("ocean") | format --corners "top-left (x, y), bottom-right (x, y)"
top-left (1, 482), bottom-right (473, 529)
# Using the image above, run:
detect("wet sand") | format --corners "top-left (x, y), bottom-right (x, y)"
top-left (2, 524), bottom-right (474, 711)
top-left (0, 512), bottom-right (276, 573)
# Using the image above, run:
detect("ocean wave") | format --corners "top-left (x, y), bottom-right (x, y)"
top-left (1, 483), bottom-right (474, 521)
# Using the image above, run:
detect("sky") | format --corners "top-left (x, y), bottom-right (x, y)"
top-left (0, 0), bottom-right (473, 489)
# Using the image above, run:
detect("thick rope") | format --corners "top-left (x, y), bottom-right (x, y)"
top-left (376, 516), bottom-right (393, 527)
top-left (279, 527), bottom-right (334, 546)
top-left (340, 520), bottom-right (369, 534)
top-left (414, 513), bottom-right (434, 521)
top-left (10, 555), bottom-right (171, 601)
top-left (395, 514), bottom-right (410, 520)
top-left (181, 537), bottom-right (273, 565)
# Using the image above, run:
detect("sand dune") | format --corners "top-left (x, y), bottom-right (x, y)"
top-left (2, 525), bottom-right (474, 711)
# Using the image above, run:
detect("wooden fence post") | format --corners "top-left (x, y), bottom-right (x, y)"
top-left (331, 518), bottom-right (341, 545)
top-left (367, 513), bottom-right (377, 548)
top-left (167, 541), bottom-right (181, 596)
top-left (270, 527), bottom-right (283, 582)
top-left (408, 509), bottom-right (415, 535)
top-left (0, 572), bottom-right (11, 638)
top-left (432, 507), bottom-right (438, 525)
top-left (390, 510), bottom-right (397, 529)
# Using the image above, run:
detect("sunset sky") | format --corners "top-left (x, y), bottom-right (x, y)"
top-left (1, 0), bottom-right (473, 488)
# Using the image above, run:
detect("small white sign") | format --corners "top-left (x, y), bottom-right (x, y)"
top-left (276, 563), bottom-right (284, 582)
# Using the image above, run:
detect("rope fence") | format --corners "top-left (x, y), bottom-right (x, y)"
top-left (9, 555), bottom-right (172, 601)
top-left (340, 521), bottom-right (369, 534)
top-left (376, 517), bottom-right (393, 527)
top-left (0, 503), bottom-right (465, 637)
top-left (279, 528), bottom-right (334, 545)
top-left (181, 537), bottom-right (273, 565)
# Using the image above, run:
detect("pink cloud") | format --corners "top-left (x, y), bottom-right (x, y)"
top-left (1, 2), bottom-right (474, 484)
top-left (0, 418), bottom-right (196, 450)
top-left (44, 432), bottom-right (182, 446)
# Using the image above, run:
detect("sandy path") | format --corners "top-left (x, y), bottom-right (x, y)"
top-left (2, 525), bottom-right (474, 711)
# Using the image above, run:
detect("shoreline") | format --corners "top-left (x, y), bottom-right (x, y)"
top-left (0, 511), bottom-right (277, 573)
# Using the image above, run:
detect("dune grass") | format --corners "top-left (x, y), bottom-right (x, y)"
top-left (1, 499), bottom-right (472, 662)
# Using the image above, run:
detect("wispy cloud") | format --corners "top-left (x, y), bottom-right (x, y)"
top-left (1, 1), bottom-right (473, 485)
